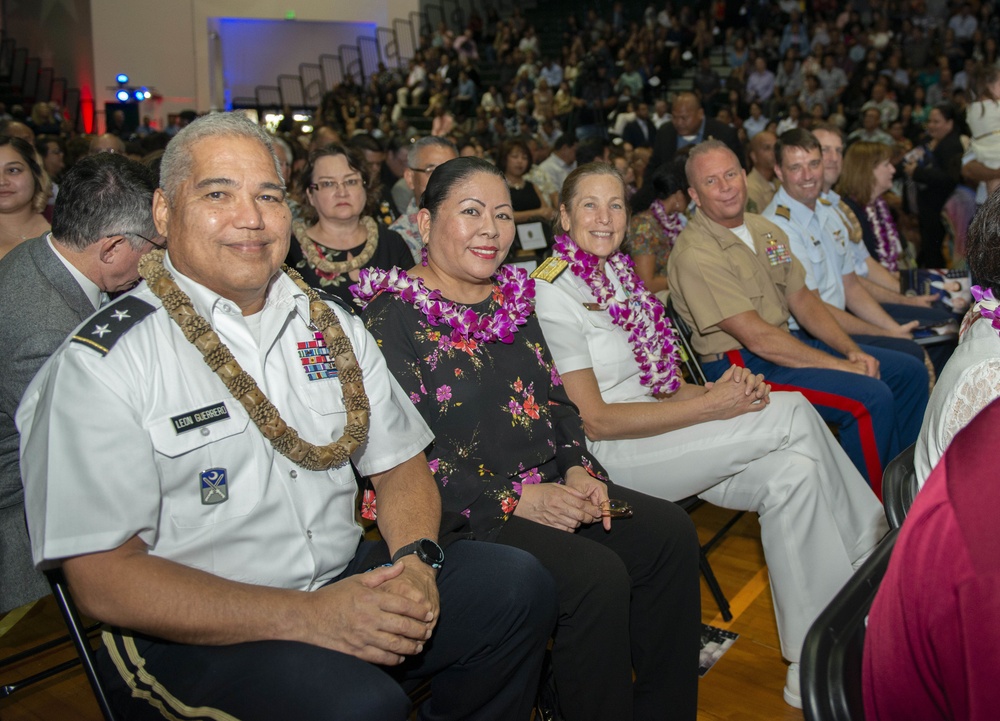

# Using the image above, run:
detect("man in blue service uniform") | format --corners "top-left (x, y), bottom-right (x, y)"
top-left (762, 128), bottom-right (929, 434)
top-left (668, 140), bottom-right (928, 492)
top-left (18, 112), bottom-right (556, 721)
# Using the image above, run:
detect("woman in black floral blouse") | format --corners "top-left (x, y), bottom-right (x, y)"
top-left (355, 157), bottom-right (700, 721)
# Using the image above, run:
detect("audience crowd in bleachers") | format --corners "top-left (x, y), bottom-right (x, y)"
top-left (4, 0), bottom-right (999, 270)
top-left (3, 1), bottom-right (1000, 719)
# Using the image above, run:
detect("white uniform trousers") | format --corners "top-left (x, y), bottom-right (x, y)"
top-left (588, 390), bottom-right (888, 662)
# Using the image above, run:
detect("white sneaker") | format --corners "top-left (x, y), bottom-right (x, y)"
top-left (784, 663), bottom-right (803, 709)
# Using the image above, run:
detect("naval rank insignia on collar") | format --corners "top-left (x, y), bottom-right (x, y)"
top-left (530, 257), bottom-right (568, 283)
top-left (298, 331), bottom-right (338, 381)
top-left (71, 296), bottom-right (156, 356)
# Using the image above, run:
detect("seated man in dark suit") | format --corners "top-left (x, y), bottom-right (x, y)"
top-left (622, 102), bottom-right (657, 149)
top-left (0, 153), bottom-right (160, 613)
top-left (633, 92), bottom-right (744, 211)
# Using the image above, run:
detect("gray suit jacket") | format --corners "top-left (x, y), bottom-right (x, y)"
top-left (0, 235), bottom-right (97, 612)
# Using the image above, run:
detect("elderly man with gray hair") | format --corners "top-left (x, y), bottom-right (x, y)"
top-left (17, 112), bottom-right (554, 720)
top-left (0, 152), bottom-right (159, 613)
top-left (389, 135), bottom-right (459, 262)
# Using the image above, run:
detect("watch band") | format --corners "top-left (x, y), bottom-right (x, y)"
top-left (391, 538), bottom-right (444, 569)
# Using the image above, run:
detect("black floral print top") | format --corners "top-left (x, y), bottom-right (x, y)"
top-left (362, 288), bottom-right (610, 541)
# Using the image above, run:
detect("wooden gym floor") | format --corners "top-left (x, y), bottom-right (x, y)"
top-left (0, 504), bottom-right (804, 721)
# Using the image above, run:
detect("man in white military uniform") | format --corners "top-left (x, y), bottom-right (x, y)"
top-left (763, 129), bottom-right (926, 359)
top-left (18, 112), bottom-right (555, 721)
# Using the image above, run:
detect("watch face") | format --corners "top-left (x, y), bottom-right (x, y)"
top-left (417, 538), bottom-right (445, 565)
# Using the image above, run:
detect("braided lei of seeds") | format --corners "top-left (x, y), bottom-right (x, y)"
top-left (138, 249), bottom-right (370, 471)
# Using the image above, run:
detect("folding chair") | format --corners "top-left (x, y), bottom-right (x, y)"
top-left (666, 296), bottom-right (744, 622)
top-left (0, 570), bottom-right (115, 719)
top-left (881, 442), bottom-right (918, 530)
top-left (800, 528), bottom-right (900, 721)
top-left (46, 569), bottom-right (117, 721)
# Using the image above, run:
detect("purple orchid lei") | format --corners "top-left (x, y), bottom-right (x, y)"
top-left (648, 199), bottom-right (685, 247)
top-left (351, 265), bottom-right (534, 344)
top-left (553, 233), bottom-right (682, 395)
top-left (971, 285), bottom-right (1000, 338)
top-left (865, 197), bottom-right (902, 272)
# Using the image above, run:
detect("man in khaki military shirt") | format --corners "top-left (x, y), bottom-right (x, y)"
top-left (667, 140), bottom-right (927, 492)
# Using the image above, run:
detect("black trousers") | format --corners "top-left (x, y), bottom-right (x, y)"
top-left (97, 540), bottom-right (557, 721)
top-left (496, 485), bottom-right (701, 721)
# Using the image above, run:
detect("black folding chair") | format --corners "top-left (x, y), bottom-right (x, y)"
top-left (882, 443), bottom-right (918, 530)
top-left (0, 570), bottom-right (115, 719)
top-left (665, 296), bottom-right (744, 622)
top-left (800, 528), bottom-right (900, 721)
top-left (46, 569), bottom-right (117, 721)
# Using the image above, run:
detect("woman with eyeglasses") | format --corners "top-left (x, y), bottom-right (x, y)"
top-left (286, 143), bottom-right (412, 305)
top-left (0, 135), bottom-right (51, 261)
top-left (355, 157), bottom-right (700, 721)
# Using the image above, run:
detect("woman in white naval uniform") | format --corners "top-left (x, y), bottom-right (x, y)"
top-left (533, 162), bottom-right (888, 709)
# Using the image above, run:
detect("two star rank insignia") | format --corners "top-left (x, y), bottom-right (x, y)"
top-left (71, 296), bottom-right (156, 356)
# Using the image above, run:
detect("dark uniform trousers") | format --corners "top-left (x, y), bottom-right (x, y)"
top-left (97, 540), bottom-right (557, 721)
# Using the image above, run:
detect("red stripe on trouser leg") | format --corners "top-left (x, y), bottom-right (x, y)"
top-left (725, 351), bottom-right (884, 499)
top-left (725, 351), bottom-right (746, 368)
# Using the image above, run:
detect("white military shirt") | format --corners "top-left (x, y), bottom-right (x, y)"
top-left (764, 186), bottom-right (854, 329)
top-left (534, 262), bottom-right (657, 406)
top-left (18, 254), bottom-right (433, 591)
top-left (822, 189), bottom-right (872, 278)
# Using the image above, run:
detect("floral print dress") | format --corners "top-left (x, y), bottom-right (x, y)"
top-left (626, 209), bottom-right (685, 279)
top-left (362, 288), bottom-right (610, 541)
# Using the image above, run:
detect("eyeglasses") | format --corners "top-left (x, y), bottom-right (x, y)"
top-left (308, 178), bottom-right (364, 192)
top-left (408, 165), bottom-right (439, 175)
top-left (600, 499), bottom-right (634, 519)
top-left (110, 231), bottom-right (166, 250)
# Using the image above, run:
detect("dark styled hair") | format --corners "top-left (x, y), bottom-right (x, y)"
top-left (774, 127), bottom-right (821, 167)
top-left (298, 142), bottom-right (376, 219)
top-left (651, 159), bottom-right (689, 200)
top-left (932, 101), bottom-right (960, 124)
top-left (51, 153), bottom-right (157, 251)
top-left (967, 186), bottom-right (1000, 296)
top-left (0, 134), bottom-right (50, 213)
top-left (421, 156), bottom-right (506, 216)
top-left (496, 138), bottom-right (533, 175)
top-left (576, 137), bottom-right (611, 165)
